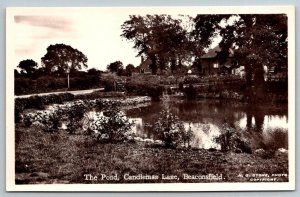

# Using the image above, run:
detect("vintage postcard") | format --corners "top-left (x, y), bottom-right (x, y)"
top-left (6, 6), bottom-right (295, 191)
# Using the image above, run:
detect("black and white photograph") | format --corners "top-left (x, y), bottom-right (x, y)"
top-left (6, 6), bottom-right (295, 191)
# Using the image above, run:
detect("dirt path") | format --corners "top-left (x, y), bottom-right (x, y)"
top-left (15, 88), bottom-right (105, 98)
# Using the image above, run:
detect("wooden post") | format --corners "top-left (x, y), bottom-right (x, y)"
top-left (67, 73), bottom-right (70, 89)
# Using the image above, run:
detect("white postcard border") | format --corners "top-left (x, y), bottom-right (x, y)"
top-left (6, 6), bottom-right (295, 191)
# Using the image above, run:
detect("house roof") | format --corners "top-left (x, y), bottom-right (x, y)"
top-left (201, 46), bottom-right (221, 58)
top-left (201, 45), bottom-right (234, 58)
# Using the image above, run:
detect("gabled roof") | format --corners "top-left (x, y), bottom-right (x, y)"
top-left (201, 45), bottom-right (234, 58)
top-left (201, 46), bottom-right (221, 58)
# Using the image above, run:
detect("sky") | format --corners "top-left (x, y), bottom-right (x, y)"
top-left (13, 11), bottom-right (141, 71)
top-left (11, 8), bottom-right (222, 71)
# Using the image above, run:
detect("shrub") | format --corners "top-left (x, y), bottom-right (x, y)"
top-left (65, 103), bottom-right (89, 134)
top-left (154, 110), bottom-right (190, 148)
top-left (214, 123), bottom-right (252, 153)
top-left (74, 91), bottom-right (124, 100)
top-left (14, 93), bottom-right (75, 124)
top-left (40, 111), bottom-right (63, 132)
top-left (22, 110), bottom-right (64, 132)
top-left (92, 106), bottom-right (135, 142)
top-left (125, 81), bottom-right (164, 101)
top-left (15, 93), bottom-right (74, 110)
top-left (28, 96), bottom-right (47, 110)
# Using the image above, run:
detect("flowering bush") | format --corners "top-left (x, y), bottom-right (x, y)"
top-left (23, 109), bottom-right (64, 132)
top-left (92, 106), bottom-right (135, 142)
top-left (154, 110), bottom-right (191, 148)
top-left (65, 103), bottom-right (89, 134)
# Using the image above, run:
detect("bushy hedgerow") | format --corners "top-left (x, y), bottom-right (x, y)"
top-left (21, 100), bottom-right (135, 142)
top-left (14, 93), bottom-right (75, 123)
top-left (125, 82), bottom-right (164, 101)
top-left (74, 91), bottom-right (125, 100)
top-left (15, 76), bottom-right (102, 95)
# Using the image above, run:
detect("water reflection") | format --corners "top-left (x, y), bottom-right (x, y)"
top-left (123, 99), bottom-right (288, 150)
top-left (239, 114), bottom-right (288, 131)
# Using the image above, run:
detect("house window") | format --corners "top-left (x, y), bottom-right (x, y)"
top-left (213, 63), bottom-right (219, 68)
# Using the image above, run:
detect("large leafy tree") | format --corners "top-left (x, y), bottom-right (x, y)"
top-left (41, 44), bottom-right (88, 76)
top-left (107, 61), bottom-right (124, 73)
top-left (125, 64), bottom-right (135, 76)
top-left (121, 15), bottom-right (193, 74)
top-left (17, 59), bottom-right (38, 75)
top-left (193, 14), bottom-right (287, 95)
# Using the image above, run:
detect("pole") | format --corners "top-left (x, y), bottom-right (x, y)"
top-left (67, 73), bottom-right (70, 89)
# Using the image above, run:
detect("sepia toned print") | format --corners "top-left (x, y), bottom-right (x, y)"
top-left (6, 6), bottom-right (295, 191)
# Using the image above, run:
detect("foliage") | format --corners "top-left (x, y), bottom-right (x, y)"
top-left (21, 101), bottom-right (89, 133)
top-left (17, 59), bottom-right (38, 76)
top-left (92, 106), bottom-right (135, 142)
top-left (15, 75), bottom-right (101, 95)
top-left (21, 98), bottom-right (135, 142)
top-left (193, 14), bottom-right (287, 96)
top-left (15, 93), bottom-right (75, 123)
top-left (65, 103), bottom-right (89, 134)
top-left (22, 109), bottom-right (64, 132)
top-left (154, 110), bottom-right (191, 148)
top-left (214, 123), bottom-right (252, 153)
top-left (125, 64), bottom-right (136, 76)
top-left (121, 15), bottom-right (193, 74)
top-left (125, 81), bottom-right (164, 101)
top-left (87, 68), bottom-right (102, 76)
top-left (41, 43), bottom-right (88, 75)
top-left (15, 93), bottom-right (74, 110)
top-left (107, 61), bottom-right (124, 73)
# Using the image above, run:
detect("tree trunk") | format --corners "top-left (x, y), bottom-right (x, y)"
top-left (253, 66), bottom-right (265, 102)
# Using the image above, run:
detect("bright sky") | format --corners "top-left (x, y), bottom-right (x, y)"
top-left (13, 12), bottom-right (141, 70)
top-left (11, 8), bottom-right (223, 71)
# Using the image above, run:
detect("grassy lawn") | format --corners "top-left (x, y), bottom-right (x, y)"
top-left (15, 124), bottom-right (288, 184)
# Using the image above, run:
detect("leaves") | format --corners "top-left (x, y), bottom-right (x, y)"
top-left (154, 110), bottom-right (191, 148)
top-left (17, 59), bottom-right (38, 75)
top-left (41, 43), bottom-right (88, 75)
top-left (121, 14), bottom-right (193, 74)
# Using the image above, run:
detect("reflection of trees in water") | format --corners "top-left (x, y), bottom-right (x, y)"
top-left (124, 99), bottom-right (288, 149)
top-left (244, 128), bottom-right (288, 151)
top-left (168, 100), bottom-right (238, 127)
top-left (245, 112), bottom-right (264, 132)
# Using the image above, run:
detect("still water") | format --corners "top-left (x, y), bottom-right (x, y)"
top-left (123, 99), bottom-right (288, 150)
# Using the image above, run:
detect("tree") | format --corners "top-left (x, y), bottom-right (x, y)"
top-left (87, 68), bottom-right (102, 76)
top-left (193, 14), bottom-right (287, 98)
top-left (14, 69), bottom-right (20, 78)
top-left (191, 57), bottom-right (203, 74)
top-left (41, 44), bottom-right (88, 76)
top-left (17, 59), bottom-right (38, 76)
top-left (125, 64), bottom-right (135, 76)
top-left (107, 61), bottom-right (123, 73)
top-left (121, 15), bottom-right (193, 74)
top-left (41, 43), bottom-right (88, 89)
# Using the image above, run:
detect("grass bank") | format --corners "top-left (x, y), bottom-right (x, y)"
top-left (15, 125), bottom-right (288, 184)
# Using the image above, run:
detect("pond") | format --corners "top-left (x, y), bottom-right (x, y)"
top-left (122, 99), bottom-right (288, 151)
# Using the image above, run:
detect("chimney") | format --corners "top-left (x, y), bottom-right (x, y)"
top-left (141, 56), bottom-right (144, 63)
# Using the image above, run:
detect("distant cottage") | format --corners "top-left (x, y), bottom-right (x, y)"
top-left (199, 46), bottom-right (244, 77)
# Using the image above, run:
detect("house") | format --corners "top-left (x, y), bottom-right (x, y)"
top-left (265, 65), bottom-right (287, 82)
top-left (139, 56), bottom-right (152, 74)
top-left (199, 46), bottom-right (241, 76)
